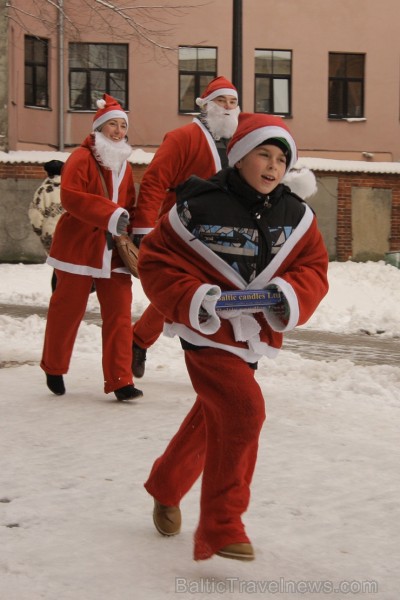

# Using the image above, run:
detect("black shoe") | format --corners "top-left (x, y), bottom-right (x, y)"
top-left (132, 344), bottom-right (147, 378)
top-left (114, 384), bottom-right (143, 401)
top-left (46, 374), bottom-right (65, 396)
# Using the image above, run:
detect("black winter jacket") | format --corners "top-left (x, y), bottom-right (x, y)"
top-left (176, 167), bottom-right (306, 284)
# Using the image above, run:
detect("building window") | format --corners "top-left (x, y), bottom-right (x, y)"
top-left (25, 36), bottom-right (49, 108)
top-left (179, 46), bottom-right (217, 113)
top-left (69, 43), bottom-right (128, 110)
top-left (254, 49), bottom-right (292, 115)
top-left (328, 53), bottom-right (365, 118)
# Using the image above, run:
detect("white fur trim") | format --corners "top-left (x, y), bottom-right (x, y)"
top-left (168, 206), bottom-right (246, 288)
top-left (264, 277), bottom-right (299, 332)
top-left (131, 226), bottom-right (153, 235)
top-left (92, 109), bottom-right (128, 132)
top-left (163, 322), bottom-right (278, 362)
top-left (196, 87), bottom-right (238, 107)
top-left (108, 207), bottom-right (128, 236)
top-left (193, 118), bottom-right (222, 171)
top-left (228, 125), bottom-right (297, 171)
top-left (190, 284), bottom-right (221, 334)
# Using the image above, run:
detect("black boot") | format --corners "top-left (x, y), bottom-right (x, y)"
top-left (115, 384), bottom-right (143, 401)
top-left (46, 374), bottom-right (65, 396)
top-left (132, 343), bottom-right (147, 378)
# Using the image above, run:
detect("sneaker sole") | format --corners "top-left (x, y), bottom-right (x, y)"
top-left (216, 549), bottom-right (255, 561)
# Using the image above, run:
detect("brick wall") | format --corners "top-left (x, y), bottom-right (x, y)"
top-left (315, 170), bottom-right (400, 261)
top-left (1, 162), bottom-right (400, 263)
top-left (0, 163), bottom-right (46, 180)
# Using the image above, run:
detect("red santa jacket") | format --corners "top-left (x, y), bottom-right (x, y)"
top-left (138, 202), bottom-right (329, 364)
top-left (133, 119), bottom-right (222, 233)
top-left (48, 134), bottom-right (136, 278)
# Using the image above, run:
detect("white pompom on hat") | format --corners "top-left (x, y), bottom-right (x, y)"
top-left (227, 113), bottom-right (297, 172)
top-left (195, 76), bottom-right (238, 107)
top-left (282, 168), bottom-right (318, 199)
top-left (92, 93), bottom-right (128, 132)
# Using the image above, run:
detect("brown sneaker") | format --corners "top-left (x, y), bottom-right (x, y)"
top-left (153, 499), bottom-right (181, 536)
top-left (216, 543), bottom-right (255, 561)
top-left (132, 343), bottom-right (147, 378)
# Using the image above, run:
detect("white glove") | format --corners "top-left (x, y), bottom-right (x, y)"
top-left (199, 289), bottom-right (220, 323)
top-left (116, 213), bottom-right (129, 235)
top-left (265, 284), bottom-right (290, 322)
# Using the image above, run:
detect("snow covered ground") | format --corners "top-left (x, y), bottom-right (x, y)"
top-left (0, 260), bottom-right (399, 600)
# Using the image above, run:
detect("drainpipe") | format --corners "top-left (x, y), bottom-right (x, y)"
top-left (57, 0), bottom-right (64, 151)
top-left (232, 0), bottom-right (242, 103)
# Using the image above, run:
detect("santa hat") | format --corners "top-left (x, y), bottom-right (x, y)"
top-left (92, 94), bottom-right (128, 131)
top-left (196, 76), bottom-right (238, 107)
top-left (227, 113), bottom-right (297, 172)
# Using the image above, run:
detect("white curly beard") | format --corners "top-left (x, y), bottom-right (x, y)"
top-left (206, 102), bottom-right (240, 140)
top-left (93, 131), bottom-right (132, 172)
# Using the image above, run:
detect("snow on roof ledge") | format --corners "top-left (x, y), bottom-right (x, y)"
top-left (1, 150), bottom-right (400, 173)
top-left (129, 148), bottom-right (155, 164)
top-left (0, 148), bottom-right (155, 165)
top-left (0, 150), bottom-right (72, 163)
top-left (296, 157), bottom-right (400, 174)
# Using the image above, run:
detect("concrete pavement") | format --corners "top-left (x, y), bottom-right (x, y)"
top-left (1, 302), bottom-right (399, 367)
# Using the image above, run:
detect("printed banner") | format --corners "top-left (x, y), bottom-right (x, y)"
top-left (216, 289), bottom-right (281, 311)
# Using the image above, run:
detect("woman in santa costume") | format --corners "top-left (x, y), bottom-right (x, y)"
top-left (41, 93), bottom-right (143, 401)
top-left (137, 113), bottom-right (329, 561)
top-left (131, 76), bottom-right (240, 378)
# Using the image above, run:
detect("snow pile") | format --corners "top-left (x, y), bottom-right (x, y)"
top-left (0, 260), bottom-right (399, 600)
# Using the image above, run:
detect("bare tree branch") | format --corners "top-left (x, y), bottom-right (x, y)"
top-left (7, 0), bottom-right (207, 53)
top-left (6, 0), bottom-right (79, 36)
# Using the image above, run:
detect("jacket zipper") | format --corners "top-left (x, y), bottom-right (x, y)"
top-left (252, 197), bottom-right (272, 274)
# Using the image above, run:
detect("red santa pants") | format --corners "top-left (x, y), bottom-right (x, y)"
top-left (40, 269), bottom-right (133, 393)
top-left (132, 302), bottom-right (165, 349)
top-left (144, 347), bottom-right (266, 560)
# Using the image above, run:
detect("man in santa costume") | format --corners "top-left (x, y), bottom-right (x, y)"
top-left (137, 113), bottom-right (329, 561)
top-left (41, 93), bottom-right (144, 401)
top-left (131, 76), bottom-right (240, 378)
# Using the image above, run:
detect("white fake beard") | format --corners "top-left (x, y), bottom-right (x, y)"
top-left (206, 102), bottom-right (240, 140)
top-left (93, 131), bottom-right (132, 172)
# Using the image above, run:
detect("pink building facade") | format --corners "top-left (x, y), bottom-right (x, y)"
top-left (2, 0), bottom-right (400, 162)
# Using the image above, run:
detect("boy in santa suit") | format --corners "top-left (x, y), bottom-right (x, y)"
top-left (131, 76), bottom-right (240, 378)
top-left (41, 94), bottom-right (144, 401)
top-left (137, 113), bottom-right (329, 561)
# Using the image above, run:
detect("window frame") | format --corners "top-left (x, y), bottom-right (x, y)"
top-left (178, 46), bottom-right (217, 114)
top-left (68, 42), bottom-right (129, 111)
top-left (254, 48), bottom-right (292, 116)
top-left (328, 52), bottom-right (365, 119)
top-left (24, 35), bottom-right (49, 108)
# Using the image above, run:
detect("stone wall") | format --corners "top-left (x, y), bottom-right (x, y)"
top-left (1, 161), bottom-right (400, 263)
top-left (0, 162), bottom-right (148, 263)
